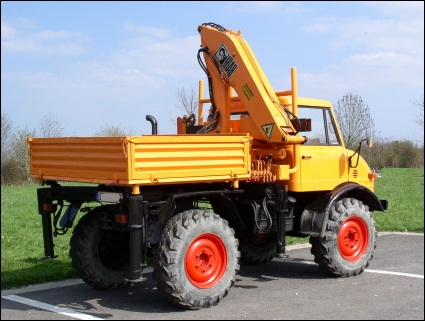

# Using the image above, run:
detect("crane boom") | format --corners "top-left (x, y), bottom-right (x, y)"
top-left (198, 23), bottom-right (305, 144)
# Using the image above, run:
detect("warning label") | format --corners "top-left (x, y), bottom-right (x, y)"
top-left (262, 123), bottom-right (274, 140)
top-left (215, 43), bottom-right (238, 78)
top-left (242, 84), bottom-right (254, 101)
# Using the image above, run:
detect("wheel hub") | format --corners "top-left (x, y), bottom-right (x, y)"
top-left (338, 216), bottom-right (369, 262)
top-left (185, 233), bottom-right (227, 289)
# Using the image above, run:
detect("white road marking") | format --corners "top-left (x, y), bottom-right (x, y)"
top-left (277, 258), bottom-right (315, 265)
top-left (364, 269), bottom-right (424, 279)
top-left (277, 258), bottom-right (424, 279)
top-left (2, 295), bottom-right (104, 320)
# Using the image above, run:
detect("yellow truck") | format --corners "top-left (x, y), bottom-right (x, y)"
top-left (28, 23), bottom-right (387, 309)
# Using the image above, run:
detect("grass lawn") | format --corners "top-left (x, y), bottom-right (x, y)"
top-left (374, 168), bottom-right (424, 232)
top-left (1, 168), bottom-right (423, 290)
top-left (1, 184), bottom-right (80, 290)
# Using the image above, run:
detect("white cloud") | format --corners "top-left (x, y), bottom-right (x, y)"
top-left (223, 1), bottom-right (307, 15)
top-left (88, 67), bottom-right (166, 87)
top-left (123, 22), bottom-right (172, 38)
top-left (304, 15), bottom-right (424, 54)
top-left (342, 52), bottom-right (412, 66)
top-left (113, 32), bottom-right (201, 79)
top-left (1, 20), bottom-right (91, 55)
top-left (362, 1), bottom-right (424, 18)
top-left (1, 21), bottom-right (17, 38)
top-left (300, 8), bottom-right (423, 93)
top-left (275, 71), bottom-right (349, 103)
top-left (237, 1), bottom-right (282, 11)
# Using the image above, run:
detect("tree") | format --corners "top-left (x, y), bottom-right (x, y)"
top-left (363, 133), bottom-right (388, 170)
top-left (411, 95), bottom-right (424, 145)
top-left (1, 113), bottom-right (13, 168)
top-left (333, 93), bottom-right (375, 151)
top-left (412, 95), bottom-right (424, 129)
top-left (94, 124), bottom-right (135, 137)
top-left (10, 127), bottom-right (37, 184)
top-left (1, 113), bottom-right (13, 184)
top-left (175, 86), bottom-right (198, 117)
top-left (364, 134), bottom-right (424, 170)
top-left (382, 140), bottom-right (422, 168)
top-left (39, 112), bottom-right (64, 138)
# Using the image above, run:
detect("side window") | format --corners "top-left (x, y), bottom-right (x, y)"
top-left (324, 109), bottom-right (340, 145)
top-left (298, 107), bottom-right (341, 146)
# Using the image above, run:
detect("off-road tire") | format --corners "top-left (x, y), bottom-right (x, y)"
top-left (153, 209), bottom-right (240, 309)
top-left (239, 234), bottom-right (277, 264)
top-left (69, 205), bottom-right (130, 288)
top-left (309, 198), bottom-right (377, 277)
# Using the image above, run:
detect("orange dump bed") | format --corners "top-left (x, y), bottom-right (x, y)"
top-left (28, 134), bottom-right (251, 186)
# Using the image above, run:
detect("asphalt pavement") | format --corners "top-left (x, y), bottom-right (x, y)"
top-left (1, 232), bottom-right (423, 320)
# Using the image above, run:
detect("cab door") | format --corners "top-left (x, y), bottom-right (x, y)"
top-left (297, 107), bottom-right (348, 192)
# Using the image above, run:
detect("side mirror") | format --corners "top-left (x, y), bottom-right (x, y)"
top-left (366, 128), bottom-right (373, 148)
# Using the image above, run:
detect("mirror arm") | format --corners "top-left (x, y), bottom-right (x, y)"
top-left (348, 139), bottom-right (365, 168)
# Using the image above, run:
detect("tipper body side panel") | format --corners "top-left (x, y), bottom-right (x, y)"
top-left (28, 135), bottom-right (251, 186)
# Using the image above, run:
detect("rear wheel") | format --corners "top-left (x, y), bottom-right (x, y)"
top-left (153, 209), bottom-right (240, 309)
top-left (239, 234), bottom-right (277, 264)
top-left (310, 198), bottom-right (377, 277)
top-left (69, 205), bottom-right (129, 288)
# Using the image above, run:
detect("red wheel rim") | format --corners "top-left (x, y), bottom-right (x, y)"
top-left (338, 216), bottom-right (369, 262)
top-left (185, 233), bottom-right (227, 289)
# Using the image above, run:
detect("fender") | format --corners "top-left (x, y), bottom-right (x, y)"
top-left (299, 182), bottom-right (387, 238)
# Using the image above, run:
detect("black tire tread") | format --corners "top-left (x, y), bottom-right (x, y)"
top-left (239, 235), bottom-right (277, 264)
top-left (309, 198), bottom-right (377, 277)
top-left (153, 209), bottom-right (240, 309)
top-left (69, 205), bottom-right (128, 289)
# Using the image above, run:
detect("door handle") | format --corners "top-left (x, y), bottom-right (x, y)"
top-left (302, 156), bottom-right (312, 160)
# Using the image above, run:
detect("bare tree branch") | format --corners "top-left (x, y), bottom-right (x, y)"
top-left (1, 113), bottom-right (13, 167)
top-left (175, 86), bottom-right (198, 117)
top-left (1, 113), bottom-right (13, 183)
top-left (333, 93), bottom-right (375, 151)
top-left (39, 112), bottom-right (64, 138)
top-left (93, 123), bottom-right (135, 136)
top-left (411, 95), bottom-right (424, 128)
top-left (11, 127), bottom-right (37, 184)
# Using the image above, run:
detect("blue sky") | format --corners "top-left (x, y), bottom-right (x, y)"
top-left (1, 1), bottom-right (424, 141)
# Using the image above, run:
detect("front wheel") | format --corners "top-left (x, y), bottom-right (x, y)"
top-left (310, 198), bottom-right (377, 277)
top-left (153, 210), bottom-right (240, 309)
